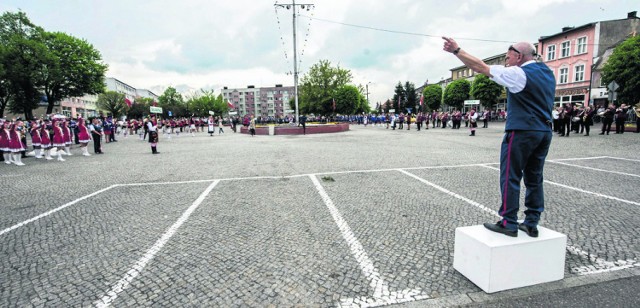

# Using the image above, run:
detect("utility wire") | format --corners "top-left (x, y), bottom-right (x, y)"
top-left (299, 14), bottom-right (518, 44)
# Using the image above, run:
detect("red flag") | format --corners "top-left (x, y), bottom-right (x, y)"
top-left (227, 100), bottom-right (234, 108)
top-left (420, 95), bottom-right (424, 106)
top-left (152, 101), bottom-right (158, 107)
top-left (125, 98), bottom-right (132, 107)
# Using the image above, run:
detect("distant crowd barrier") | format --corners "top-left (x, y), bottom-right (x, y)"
top-left (239, 123), bottom-right (350, 135)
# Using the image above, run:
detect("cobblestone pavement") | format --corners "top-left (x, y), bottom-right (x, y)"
top-left (1, 123), bottom-right (639, 307)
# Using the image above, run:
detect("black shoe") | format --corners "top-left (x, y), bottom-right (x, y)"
top-left (153, 152), bottom-right (160, 154)
top-left (483, 222), bottom-right (517, 237)
top-left (518, 224), bottom-right (539, 237)
top-left (599, 132), bottom-right (604, 135)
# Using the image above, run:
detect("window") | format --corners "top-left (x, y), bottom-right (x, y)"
top-left (574, 64), bottom-right (585, 82)
top-left (547, 45), bottom-right (556, 61)
top-left (576, 37), bottom-right (587, 54)
top-left (561, 41), bottom-right (571, 58)
top-left (559, 67), bottom-right (568, 84)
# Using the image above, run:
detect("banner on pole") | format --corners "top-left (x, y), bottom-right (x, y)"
top-left (150, 106), bottom-right (163, 114)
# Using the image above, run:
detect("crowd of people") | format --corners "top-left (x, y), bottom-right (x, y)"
top-left (552, 102), bottom-right (640, 136)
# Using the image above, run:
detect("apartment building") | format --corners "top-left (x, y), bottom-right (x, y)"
top-left (221, 84), bottom-right (294, 118)
top-left (538, 11), bottom-right (639, 107)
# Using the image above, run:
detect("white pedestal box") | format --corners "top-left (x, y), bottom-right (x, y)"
top-left (453, 225), bottom-right (567, 293)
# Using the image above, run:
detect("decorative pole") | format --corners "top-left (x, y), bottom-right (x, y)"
top-left (274, 1), bottom-right (314, 125)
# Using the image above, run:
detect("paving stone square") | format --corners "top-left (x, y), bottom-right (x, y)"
top-left (1, 122), bottom-right (639, 307)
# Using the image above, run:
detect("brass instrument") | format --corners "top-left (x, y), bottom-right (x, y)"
top-left (635, 103), bottom-right (640, 117)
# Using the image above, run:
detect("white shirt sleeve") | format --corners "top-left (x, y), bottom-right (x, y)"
top-left (489, 65), bottom-right (527, 93)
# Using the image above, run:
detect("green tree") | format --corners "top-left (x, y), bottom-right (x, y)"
top-left (443, 79), bottom-right (471, 110)
top-left (127, 97), bottom-right (153, 119)
top-left (391, 82), bottom-right (405, 112)
top-left (334, 85), bottom-right (360, 114)
top-left (297, 59), bottom-right (352, 115)
top-left (39, 31), bottom-right (108, 114)
top-left (602, 35), bottom-right (640, 105)
top-left (0, 11), bottom-right (45, 119)
top-left (404, 81), bottom-right (417, 114)
top-left (185, 89), bottom-right (225, 117)
top-left (422, 84), bottom-right (443, 111)
top-left (97, 91), bottom-right (126, 118)
top-left (470, 74), bottom-right (503, 109)
top-left (158, 86), bottom-right (185, 118)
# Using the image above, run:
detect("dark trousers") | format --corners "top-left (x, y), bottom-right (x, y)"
top-left (499, 130), bottom-right (552, 230)
top-left (584, 123), bottom-right (591, 135)
top-left (636, 118), bottom-right (640, 133)
top-left (483, 118), bottom-right (488, 128)
top-left (615, 120), bottom-right (625, 134)
top-left (601, 118), bottom-right (613, 134)
top-left (92, 133), bottom-right (101, 153)
top-left (561, 119), bottom-right (571, 136)
top-left (416, 122), bottom-right (422, 131)
top-left (552, 119), bottom-right (559, 132)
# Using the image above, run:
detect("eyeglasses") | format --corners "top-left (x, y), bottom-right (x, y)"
top-left (508, 45), bottom-right (521, 54)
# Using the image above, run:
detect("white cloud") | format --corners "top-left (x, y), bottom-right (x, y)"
top-left (1, 0), bottom-right (636, 105)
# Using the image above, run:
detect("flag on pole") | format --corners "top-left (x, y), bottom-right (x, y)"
top-left (125, 98), bottom-right (132, 107)
top-left (227, 100), bottom-right (234, 108)
top-left (419, 95), bottom-right (424, 106)
top-left (332, 98), bottom-right (336, 111)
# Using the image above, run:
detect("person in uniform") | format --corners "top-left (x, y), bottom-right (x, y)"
top-left (582, 106), bottom-right (595, 136)
top-left (634, 103), bottom-right (640, 133)
top-left (51, 119), bottom-right (66, 161)
top-left (77, 115), bottom-right (92, 156)
top-left (89, 118), bottom-right (104, 154)
top-left (62, 120), bottom-right (73, 156)
top-left (443, 37), bottom-right (555, 238)
top-left (599, 103), bottom-right (615, 135)
top-left (614, 104), bottom-right (628, 134)
top-left (0, 119), bottom-right (8, 163)
top-left (148, 115), bottom-right (160, 154)
top-left (40, 120), bottom-right (53, 160)
top-left (30, 121), bottom-right (43, 159)
top-left (249, 114), bottom-right (256, 137)
top-left (468, 108), bottom-right (478, 136)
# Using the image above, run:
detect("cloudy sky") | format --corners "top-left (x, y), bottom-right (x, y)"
top-left (1, 0), bottom-right (637, 105)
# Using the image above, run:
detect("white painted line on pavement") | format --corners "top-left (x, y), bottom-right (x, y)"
top-left (94, 180), bottom-right (219, 308)
top-left (309, 175), bottom-right (428, 307)
top-left (479, 165), bottom-right (640, 274)
top-left (480, 165), bottom-right (640, 206)
top-left (0, 185), bottom-right (119, 237)
top-left (547, 160), bottom-right (640, 178)
top-left (548, 156), bottom-right (608, 162)
top-left (605, 156), bottom-right (640, 163)
top-left (397, 169), bottom-right (498, 217)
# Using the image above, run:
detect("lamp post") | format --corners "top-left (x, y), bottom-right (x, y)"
top-left (274, 1), bottom-right (314, 125)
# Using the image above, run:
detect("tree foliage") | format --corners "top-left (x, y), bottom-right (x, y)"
top-left (0, 11), bottom-right (44, 119)
top-left (443, 79), bottom-right (471, 110)
top-left (470, 74), bottom-right (503, 109)
top-left (391, 82), bottom-right (405, 112)
top-left (126, 97), bottom-right (153, 119)
top-left (96, 91), bottom-right (126, 118)
top-left (297, 59), bottom-right (352, 115)
top-left (602, 35), bottom-right (640, 105)
top-left (158, 86), bottom-right (186, 118)
top-left (422, 84), bottom-right (443, 111)
top-left (404, 81), bottom-right (417, 114)
top-left (184, 90), bottom-right (227, 117)
top-left (39, 31), bottom-right (108, 114)
top-left (0, 11), bottom-right (107, 119)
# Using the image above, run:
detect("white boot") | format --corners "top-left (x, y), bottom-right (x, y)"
top-left (15, 154), bottom-right (25, 166)
top-left (35, 149), bottom-right (42, 159)
top-left (3, 153), bottom-right (10, 164)
top-left (45, 149), bottom-right (53, 160)
top-left (13, 153), bottom-right (25, 166)
top-left (82, 147), bottom-right (91, 156)
top-left (57, 150), bottom-right (65, 161)
top-left (65, 146), bottom-right (73, 156)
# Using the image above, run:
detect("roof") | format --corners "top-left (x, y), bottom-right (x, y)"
top-left (539, 22), bottom-right (596, 41)
top-left (450, 52), bottom-right (506, 71)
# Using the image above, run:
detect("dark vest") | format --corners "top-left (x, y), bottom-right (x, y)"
top-left (505, 62), bottom-right (555, 131)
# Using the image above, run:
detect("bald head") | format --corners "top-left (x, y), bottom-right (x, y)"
top-left (513, 42), bottom-right (537, 60)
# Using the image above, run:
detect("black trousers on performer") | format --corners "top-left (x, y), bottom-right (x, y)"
top-left (92, 133), bottom-right (102, 153)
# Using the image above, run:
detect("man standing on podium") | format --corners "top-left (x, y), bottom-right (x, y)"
top-left (443, 37), bottom-right (555, 238)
